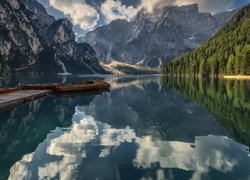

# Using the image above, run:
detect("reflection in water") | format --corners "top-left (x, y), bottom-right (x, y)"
top-left (81, 76), bottom-right (228, 142)
top-left (9, 108), bottom-right (250, 180)
top-left (163, 77), bottom-right (250, 146)
top-left (9, 108), bottom-right (137, 180)
top-left (0, 95), bottom-right (94, 179)
top-left (134, 136), bottom-right (249, 179)
top-left (1, 75), bottom-right (250, 180)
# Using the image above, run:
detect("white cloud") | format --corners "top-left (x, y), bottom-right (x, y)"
top-left (140, 0), bottom-right (235, 14)
top-left (100, 0), bottom-right (140, 23)
top-left (140, 0), bottom-right (175, 13)
top-left (46, 0), bottom-right (236, 31)
top-left (49, 0), bottom-right (99, 30)
top-left (100, 0), bottom-right (236, 23)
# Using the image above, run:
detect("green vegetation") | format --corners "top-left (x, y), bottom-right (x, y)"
top-left (115, 65), bottom-right (159, 75)
top-left (162, 5), bottom-right (250, 77)
top-left (163, 77), bottom-right (250, 146)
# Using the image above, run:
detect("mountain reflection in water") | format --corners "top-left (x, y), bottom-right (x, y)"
top-left (9, 108), bottom-right (250, 180)
top-left (0, 75), bottom-right (249, 180)
top-left (162, 77), bottom-right (250, 146)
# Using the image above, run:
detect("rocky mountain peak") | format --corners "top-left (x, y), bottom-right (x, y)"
top-left (138, 3), bottom-right (199, 19)
top-left (0, 0), bottom-right (107, 76)
top-left (84, 4), bottom-right (237, 68)
top-left (177, 3), bottom-right (199, 13)
top-left (48, 18), bottom-right (75, 44)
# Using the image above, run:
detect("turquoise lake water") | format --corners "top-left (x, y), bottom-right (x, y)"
top-left (0, 75), bottom-right (250, 180)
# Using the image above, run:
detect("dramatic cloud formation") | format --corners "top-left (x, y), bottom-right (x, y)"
top-left (100, 0), bottom-right (139, 23)
top-left (44, 0), bottom-right (248, 32)
top-left (49, 0), bottom-right (99, 30)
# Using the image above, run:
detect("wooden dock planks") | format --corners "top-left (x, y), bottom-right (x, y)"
top-left (0, 90), bottom-right (52, 111)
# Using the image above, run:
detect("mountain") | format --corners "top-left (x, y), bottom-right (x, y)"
top-left (162, 5), bottom-right (250, 77)
top-left (0, 0), bottom-right (106, 76)
top-left (83, 4), bottom-right (236, 68)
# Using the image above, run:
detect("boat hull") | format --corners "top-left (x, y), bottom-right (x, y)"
top-left (19, 84), bottom-right (59, 91)
top-left (0, 88), bottom-right (17, 94)
top-left (19, 80), bottom-right (110, 92)
top-left (56, 83), bottom-right (110, 92)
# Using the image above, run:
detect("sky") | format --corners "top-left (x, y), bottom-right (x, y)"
top-left (38, 0), bottom-right (250, 37)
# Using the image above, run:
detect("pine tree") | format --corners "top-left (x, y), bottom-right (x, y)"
top-left (162, 5), bottom-right (250, 76)
top-left (227, 54), bottom-right (235, 74)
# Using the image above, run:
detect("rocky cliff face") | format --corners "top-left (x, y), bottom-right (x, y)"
top-left (0, 0), bottom-right (106, 76)
top-left (84, 4), bottom-right (236, 68)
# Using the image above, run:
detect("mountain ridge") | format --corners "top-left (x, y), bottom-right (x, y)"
top-left (0, 0), bottom-right (107, 76)
top-left (83, 3), bottom-right (237, 68)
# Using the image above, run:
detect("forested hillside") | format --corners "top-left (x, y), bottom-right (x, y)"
top-left (162, 5), bottom-right (250, 77)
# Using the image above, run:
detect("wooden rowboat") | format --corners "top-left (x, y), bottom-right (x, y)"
top-left (56, 80), bottom-right (110, 92)
top-left (0, 88), bottom-right (17, 94)
top-left (19, 83), bottom-right (60, 91)
top-left (19, 80), bottom-right (110, 92)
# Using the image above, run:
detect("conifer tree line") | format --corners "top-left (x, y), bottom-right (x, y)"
top-left (162, 5), bottom-right (250, 77)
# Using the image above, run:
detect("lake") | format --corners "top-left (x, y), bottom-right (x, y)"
top-left (0, 75), bottom-right (250, 180)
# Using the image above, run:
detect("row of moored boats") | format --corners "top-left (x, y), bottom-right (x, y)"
top-left (0, 80), bottom-right (110, 94)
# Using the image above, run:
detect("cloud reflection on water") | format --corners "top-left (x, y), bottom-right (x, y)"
top-left (9, 108), bottom-right (250, 180)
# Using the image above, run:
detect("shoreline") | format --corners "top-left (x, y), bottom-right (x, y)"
top-left (223, 75), bottom-right (250, 80)
top-left (162, 74), bottom-right (250, 80)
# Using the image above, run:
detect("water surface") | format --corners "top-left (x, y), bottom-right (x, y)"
top-left (0, 75), bottom-right (250, 180)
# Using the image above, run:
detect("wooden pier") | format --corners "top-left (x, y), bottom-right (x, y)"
top-left (0, 90), bottom-right (52, 111)
top-left (0, 80), bottom-right (110, 111)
